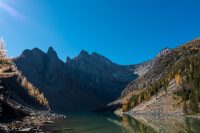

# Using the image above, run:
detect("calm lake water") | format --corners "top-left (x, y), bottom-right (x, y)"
top-left (43, 112), bottom-right (200, 133)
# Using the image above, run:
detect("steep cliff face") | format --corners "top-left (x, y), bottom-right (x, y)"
top-left (66, 50), bottom-right (135, 99)
top-left (15, 47), bottom-right (67, 88)
top-left (133, 48), bottom-right (171, 78)
top-left (14, 48), bottom-right (136, 112)
top-left (133, 60), bottom-right (155, 78)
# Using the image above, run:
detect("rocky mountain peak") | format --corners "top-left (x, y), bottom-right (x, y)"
top-left (79, 50), bottom-right (89, 57)
top-left (91, 52), bottom-right (104, 59)
top-left (21, 49), bottom-right (31, 56)
top-left (91, 52), bottom-right (113, 65)
top-left (47, 47), bottom-right (58, 59)
top-left (91, 52), bottom-right (100, 56)
top-left (156, 47), bottom-right (171, 57)
top-left (73, 50), bottom-right (90, 61)
top-left (66, 56), bottom-right (72, 63)
top-left (21, 48), bottom-right (45, 58)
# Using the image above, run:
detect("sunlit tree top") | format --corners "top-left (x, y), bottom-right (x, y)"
top-left (0, 37), bottom-right (7, 59)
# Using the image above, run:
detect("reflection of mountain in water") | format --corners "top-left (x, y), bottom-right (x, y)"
top-left (108, 115), bottom-right (156, 133)
top-left (42, 113), bottom-right (200, 133)
top-left (108, 115), bottom-right (200, 133)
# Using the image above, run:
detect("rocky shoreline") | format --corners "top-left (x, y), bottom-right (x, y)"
top-left (125, 110), bottom-right (183, 118)
top-left (115, 108), bottom-right (200, 120)
top-left (0, 111), bottom-right (66, 133)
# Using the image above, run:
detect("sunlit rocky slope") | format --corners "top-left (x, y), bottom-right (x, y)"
top-left (113, 38), bottom-right (200, 117)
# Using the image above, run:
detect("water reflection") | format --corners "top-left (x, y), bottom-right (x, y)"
top-left (43, 113), bottom-right (200, 133)
top-left (109, 114), bottom-right (200, 133)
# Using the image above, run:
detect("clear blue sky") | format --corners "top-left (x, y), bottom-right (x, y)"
top-left (0, 0), bottom-right (200, 64)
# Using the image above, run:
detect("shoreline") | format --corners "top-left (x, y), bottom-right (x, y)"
top-left (114, 108), bottom-right (200, 120)
top-left (0, 111), bottom-right (66, 133)
top-left (126, 110), bottom-right (200, 120)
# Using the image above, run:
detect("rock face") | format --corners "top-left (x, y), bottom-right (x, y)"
top-left (133, 48), bottom-right (171, 78)
top-left (133, 60), bottom-right (155, 78)
top-left (14, 48), bottom-right (136, 112)
top-left (156, 48), bottom-right (171, 57)
top-left (121, 48), bottom-right (169, 97)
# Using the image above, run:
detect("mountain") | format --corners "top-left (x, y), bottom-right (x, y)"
top-left (113, 38), bottom-right (200, 117)
top-left (121, 47), bottom-right (172, 97)
top-left (13, 48), bottom-right (136, 112)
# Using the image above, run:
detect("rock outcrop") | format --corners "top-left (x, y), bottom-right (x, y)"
top-left (156, 48), bottom-right (171, 57)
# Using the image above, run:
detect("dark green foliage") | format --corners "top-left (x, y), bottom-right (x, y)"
top-left (180, 55), bottom-right (200, 112)
top-left (182, 87), bottom-right (191, 101)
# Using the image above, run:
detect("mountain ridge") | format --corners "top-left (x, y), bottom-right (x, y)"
top-left (13, 47), bottom-right (136, 112)
top-left (113, 38), bottom-right (200, 117)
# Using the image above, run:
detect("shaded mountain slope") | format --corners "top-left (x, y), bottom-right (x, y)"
top-left (14, 47), bottom-right (136, 112)
top-left (0, 59), bottom-right (49, 123)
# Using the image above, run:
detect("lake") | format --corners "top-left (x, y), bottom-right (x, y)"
top-left (43, 112), bottom-right (200, 133)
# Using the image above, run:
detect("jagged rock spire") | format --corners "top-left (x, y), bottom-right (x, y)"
top-left (156, 47), bottom-right (171, 57)
top-left (47, 47), bottom-right (58, 59)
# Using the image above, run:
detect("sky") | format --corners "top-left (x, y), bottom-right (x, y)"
top-left (0, 0), bottom-right (200, 64)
